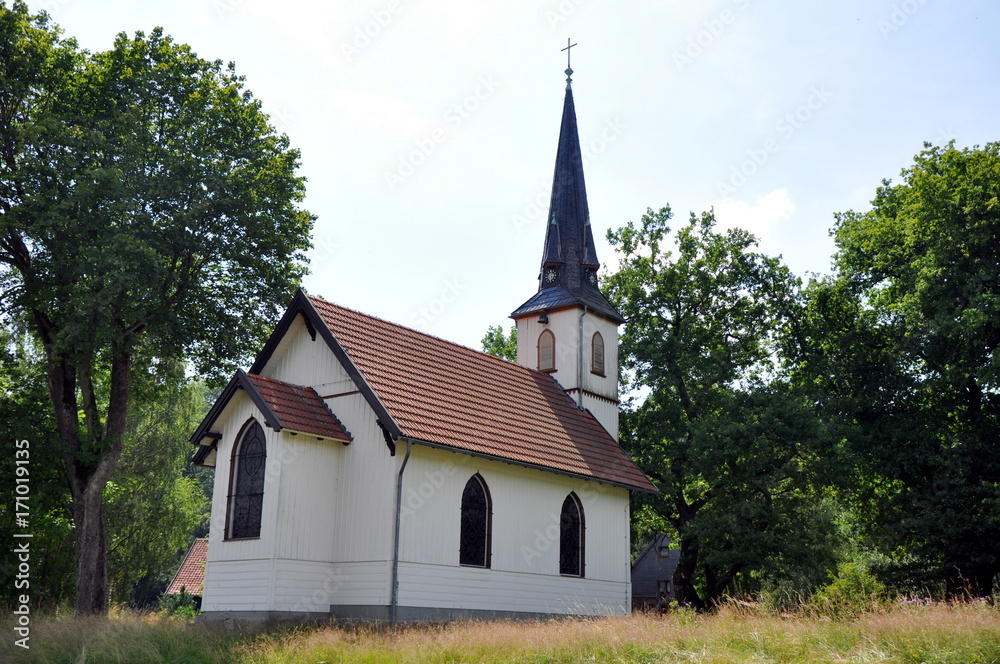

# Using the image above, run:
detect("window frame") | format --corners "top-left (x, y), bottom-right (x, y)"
top-left (538, 329), bottom-right (556, 373)
top-left (591, 331), bottom-right (606, 376)
top-left (459, 473), bottom-right (492, 568)
top-left (225, 417), bottom-right (267, 541)
top-left (559, 492), bottom-right (585, 577)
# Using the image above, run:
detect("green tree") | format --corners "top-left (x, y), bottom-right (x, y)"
top-left (0, 3), bottom-right (313, 613)
top-left (105, 359), bottom-right (209, 606)
top-left (803, 142), bottom-right (1000, 598)
top-left (481, 324), bottom-right (517, 361)
top-left (606, 207), bottom-right (836, 609)
top-left (0, 328), bottom-right (75, 607)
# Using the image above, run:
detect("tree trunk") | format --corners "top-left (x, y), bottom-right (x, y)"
top-left (72, 479), bottom-right (109, 614)
top-left (42, 343), bottom-right (132, 615)
top-left (672, 535), bottom-right (706, 610)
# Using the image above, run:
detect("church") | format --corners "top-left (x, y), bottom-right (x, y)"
top-left (189, 62), bottom-right (657, 622)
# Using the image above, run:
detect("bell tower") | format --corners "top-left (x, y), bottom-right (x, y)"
top-left (510, 49), bottom-right (624, 439)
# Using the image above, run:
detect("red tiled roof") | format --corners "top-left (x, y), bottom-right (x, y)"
top-left (308, 296), bottom-right (656, 492)
top-left (166, 538), bottom-right (207, 595)
top-left (246, 373), bottom-right (352, 442)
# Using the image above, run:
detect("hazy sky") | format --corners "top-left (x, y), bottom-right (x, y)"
top-left (24, 0), bottom-right (1000, 350)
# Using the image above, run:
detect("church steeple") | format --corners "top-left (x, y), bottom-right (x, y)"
top-left (511, 58), bottom-right (624, 325)
top-left (510, 53), bottom-right (623, 438)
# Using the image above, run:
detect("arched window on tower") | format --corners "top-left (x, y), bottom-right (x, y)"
top-left (559, 492), bottom-right (585, 577)
top-left (591, 331), bottom-right (605, 376)
top-left (226, 418), bottom-right (267, 539)
top-left (459, 474), bottom-right (492, 567)
top-left (538, 329), bottom-right (556, 372)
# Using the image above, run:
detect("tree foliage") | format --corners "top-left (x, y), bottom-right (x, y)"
top-left (481, 324), bottom-right (517, 362)
top-left (0, 2), bottom-right (312, 613)
top-left (799, 142), bottom-right (1000, 598)
top-left (605, 207), bottom-right (837, 609)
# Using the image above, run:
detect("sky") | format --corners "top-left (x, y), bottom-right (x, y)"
top-left (23, 0), bottom-right (1000, 351)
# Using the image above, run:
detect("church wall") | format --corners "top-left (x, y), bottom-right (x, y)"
top-left (326, 392), bottom-right (396, 564)
top-left (202, 392), bottom-right (282, 611)
top-left (256, 314), bottom-right (347, 388)
top-left (396, 445), bottom-right (632, 615)
top-left (256, 312), bottom-right (398, 564)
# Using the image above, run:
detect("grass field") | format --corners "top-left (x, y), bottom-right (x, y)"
top-left (3, 603), bottom-right (1000, 664)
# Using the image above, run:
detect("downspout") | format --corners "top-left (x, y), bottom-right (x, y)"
top-left (390, 437), bottom-right (412, 625)
top-left (578, 305), bottom-right (588, 409)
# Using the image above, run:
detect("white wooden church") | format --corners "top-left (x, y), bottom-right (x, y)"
top-left (190, 65), bottom-right (657, 622)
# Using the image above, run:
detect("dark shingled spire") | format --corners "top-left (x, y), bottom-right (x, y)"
top-left (511, 67), bottom-right (624, 324)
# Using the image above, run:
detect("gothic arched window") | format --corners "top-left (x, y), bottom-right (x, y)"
top-left (538, 329), bottom-right (556, 372)
top-left (226, 418), bottom-right (267, 539)
top-left (459, 474), bottom-right (492, 567)
top-left (591, 331), bottom-right (605, 376)
top-left (559, 492), bottom-right (585, 577)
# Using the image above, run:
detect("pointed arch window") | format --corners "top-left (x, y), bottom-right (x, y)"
top-left (226, 418), bottom-right (267, 540)
top-left (559, 493), bottom-right (585, 577)
top-left (459, 474), bottom-right (492, 567)
top-left (591, 331), bottom-right (606, 376)
top-left (538, 329), bottom-right (556, 372)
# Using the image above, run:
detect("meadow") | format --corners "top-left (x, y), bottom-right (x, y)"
top-left (3, 602), bottom-right (1000, 664)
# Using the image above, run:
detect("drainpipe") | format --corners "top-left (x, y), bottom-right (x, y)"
top-left (578, 306), bottom-right (588, 409)
top-left (390, 437), bottom-right (412, 625)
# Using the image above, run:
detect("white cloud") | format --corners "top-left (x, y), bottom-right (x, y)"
top-left (709, 189), bottom-right (795, 244)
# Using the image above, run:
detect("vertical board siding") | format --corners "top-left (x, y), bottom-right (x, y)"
top-left (398, 446), bottom-right (631, 581)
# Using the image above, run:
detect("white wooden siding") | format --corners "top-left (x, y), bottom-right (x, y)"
top-left (271, 560), bottom-right (391, 612)
top-left (201, 559), bottom-right (272, 612)
top-left (396, 563), bottom-right (628, 615)
top-left (397, 446), bottom-right (632, 614)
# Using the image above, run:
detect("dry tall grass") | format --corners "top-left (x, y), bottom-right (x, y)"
top-left (3, 602), bottom-right (999, 664)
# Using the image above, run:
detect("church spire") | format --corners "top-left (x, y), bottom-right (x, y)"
top-left (511, 51), bottom-right (623, 325)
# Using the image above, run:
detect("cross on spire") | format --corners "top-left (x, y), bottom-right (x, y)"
top-left (562, 38), bottom-right (577, 69)
top-left (562, 38), bottom-right (577, 86)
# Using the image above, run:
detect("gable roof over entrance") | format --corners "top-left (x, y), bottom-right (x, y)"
top-left (226, 291), bottom-right (656, 493)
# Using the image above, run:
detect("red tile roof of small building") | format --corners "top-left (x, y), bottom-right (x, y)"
top-left (245, 373), bottom-right (352, 442)
top-left (308, 296), bottom-right (656, 492)
top-left (166, 538), bottom-right (207, 596)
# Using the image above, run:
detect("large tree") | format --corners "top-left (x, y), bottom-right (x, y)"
top-left (0, 3), bottom-right (313, 613)
top-left (802, 142), bottom-right (1000, 598)
top-left (605, 207), bottom-right (836, 609)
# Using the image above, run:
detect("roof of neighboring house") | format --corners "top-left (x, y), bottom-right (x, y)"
top-left (166, 538), bottom-right (207, 596)
top-left (305, 294), bottom-right (655, 492)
